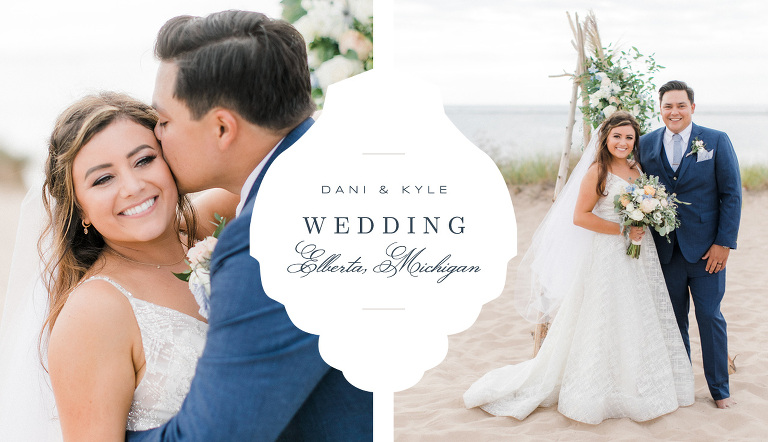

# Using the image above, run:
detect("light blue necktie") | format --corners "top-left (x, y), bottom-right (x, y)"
top-left (672, 133), bottom-right (683, 172)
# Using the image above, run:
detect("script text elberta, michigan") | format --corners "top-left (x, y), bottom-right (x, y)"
top-left (285, 185), bottom-right (481, 283)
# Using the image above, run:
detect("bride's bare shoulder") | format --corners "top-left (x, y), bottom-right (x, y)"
top-left (48, 278), bottom-right (137, 361)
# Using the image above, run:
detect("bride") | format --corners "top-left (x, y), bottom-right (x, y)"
top-left (464, 111), bottom-right (694, 424)
top-left (0, 92), bottom-right (237, 440)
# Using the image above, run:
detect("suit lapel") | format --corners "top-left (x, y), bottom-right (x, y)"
top-left (676, 123), bottom-right (701, 182)
top-left (245, 117), bottom-right (315, 206)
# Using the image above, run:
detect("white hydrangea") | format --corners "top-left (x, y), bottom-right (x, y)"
top-left (347, 0), bottom-right (373, 23)
top-left (294, 2), bottom-right (348, 41)
top-left (315, 55), bottom-right (365, 91)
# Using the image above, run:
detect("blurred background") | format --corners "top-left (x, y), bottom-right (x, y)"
top-left (1, 0), bottom-right (767, 187)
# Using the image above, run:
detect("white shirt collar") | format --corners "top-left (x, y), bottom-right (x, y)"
top-left (235, 138), bottom-right (284, 217)
top-left (664, 122), bottom-right (693, 145)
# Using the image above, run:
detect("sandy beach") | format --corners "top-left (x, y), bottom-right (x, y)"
top-left (2, 183), bottom-right (766, 440)
top-left (394, 186), bottom-right (768, 441)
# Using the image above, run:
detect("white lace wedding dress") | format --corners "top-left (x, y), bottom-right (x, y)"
top-left (0, 187), bottom-right (208, 440)
top-left (87, 276), bottom-right (208, 431)
top-left (464, 173), bottom-right (694, 424)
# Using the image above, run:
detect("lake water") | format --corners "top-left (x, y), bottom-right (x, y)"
top-left (445, 105), bottom-right (768, 165)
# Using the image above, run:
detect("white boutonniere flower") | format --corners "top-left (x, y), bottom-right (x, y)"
top-left (174, 214), bottom-right (227, 319)
top-left (686, 137), bottom-right (707, 158)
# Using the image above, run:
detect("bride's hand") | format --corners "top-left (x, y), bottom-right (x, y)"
top-left (628, 225), bottom-right (645, 242)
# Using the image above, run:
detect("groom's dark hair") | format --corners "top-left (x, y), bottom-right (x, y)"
top-left (155, 10), bottom-right (316, 133)
top-left (659, 80), bottom-right (694, 104)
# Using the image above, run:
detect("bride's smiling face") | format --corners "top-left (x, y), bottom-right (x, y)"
top-left (72, 119), bottom-right (179, 245)
top-left (606, 125), bottom-right (635, 160)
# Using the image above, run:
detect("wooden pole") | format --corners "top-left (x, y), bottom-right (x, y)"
top-left (533, 12), bottom-right (586, 357)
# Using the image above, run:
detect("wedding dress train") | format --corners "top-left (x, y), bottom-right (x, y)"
top-left (464, 173), bottom-right (694, 424)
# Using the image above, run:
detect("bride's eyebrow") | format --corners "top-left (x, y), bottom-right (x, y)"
top-left (84, 163), bottom-right (112, 181)
top-left (83, 145), bottom-right (154, 181)
top-left (126, 144), bottom-right (154, 158)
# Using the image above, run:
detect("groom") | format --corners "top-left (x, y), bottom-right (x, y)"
top-left (128, 11), bottom-right (373, 440)
top-left (638, 80), bottom-right (741, 409)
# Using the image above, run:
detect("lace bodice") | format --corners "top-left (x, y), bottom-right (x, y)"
top-left (592, 172), bottom-right (631, 223)
top-left (86, 276), bottom-right (208, 431)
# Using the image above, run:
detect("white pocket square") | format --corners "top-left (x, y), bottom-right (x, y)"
top-left (696, 149), bottom-right (714, 162)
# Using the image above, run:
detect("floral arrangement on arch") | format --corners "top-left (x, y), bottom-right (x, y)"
top-left (579, 46), bottom-right (663, 135)
top-left (283, 0), bottom-right (373, 107)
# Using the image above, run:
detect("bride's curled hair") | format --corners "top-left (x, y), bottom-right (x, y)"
top-left (39, 92), bottom-right (197, 345)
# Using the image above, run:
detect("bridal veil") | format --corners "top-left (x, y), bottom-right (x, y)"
top-left (513, 130), bottom-right (600, 323)
top-left (0, 180), bottom-right (63, 441)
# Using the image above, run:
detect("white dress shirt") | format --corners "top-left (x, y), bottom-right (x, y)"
top-left (662, 123), bottom-right (693, 168)
top-left (235, 138), bottom-right (284, 217)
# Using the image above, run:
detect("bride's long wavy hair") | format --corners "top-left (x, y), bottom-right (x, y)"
top-left (594, 111), bottom-right (641, 196)
top-left (39, 92), bottom-right (198, 348)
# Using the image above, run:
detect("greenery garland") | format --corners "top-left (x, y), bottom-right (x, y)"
top-left (579, 46), bottom-right (664, 135)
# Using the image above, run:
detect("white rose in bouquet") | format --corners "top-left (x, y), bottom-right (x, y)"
top-left (629, 209), bottom-right (645, 221)
top-left (640, 198), bottom-right (659, 213)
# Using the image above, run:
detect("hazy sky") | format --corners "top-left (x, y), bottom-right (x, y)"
top-left (1, 0), bottom-right (766, 158)
top-left (394, 0), bottom-right (768, 106)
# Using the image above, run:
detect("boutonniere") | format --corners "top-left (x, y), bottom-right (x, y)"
top-left (174, 213), bottom-right (227, 319)
top-left (685, 137), bottom-right (707, 157)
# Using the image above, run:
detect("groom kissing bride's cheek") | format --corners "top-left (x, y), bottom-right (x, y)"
top-left (134, 10), bottom-right (374, 440)
top-left (36, 10), bottom-right (373, 442)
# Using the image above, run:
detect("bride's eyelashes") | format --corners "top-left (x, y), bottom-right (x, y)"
top-left (135, 154), bottom-right (157, 168)
top-left (90, 155), bottom-right (157, 187)
top-left (92, 174), bottom-right (114, 187)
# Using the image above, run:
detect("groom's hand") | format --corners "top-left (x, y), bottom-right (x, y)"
top-left (702, 244), bottom-right (730, 274)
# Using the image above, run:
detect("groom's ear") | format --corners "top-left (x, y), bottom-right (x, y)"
top-left (211, 109), bottom-right (238, 152)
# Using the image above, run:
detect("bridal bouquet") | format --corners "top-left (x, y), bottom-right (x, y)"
top-left (174, 214), bottom-right (227, 319)
top-left (614, 174), bottom-right (687, 258)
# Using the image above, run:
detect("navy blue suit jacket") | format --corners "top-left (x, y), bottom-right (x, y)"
top-left (127, 118), bottom-right (373, 441)
top-left (638, 123), bottom-right (741, 264)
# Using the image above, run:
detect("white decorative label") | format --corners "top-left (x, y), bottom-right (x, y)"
top-left (251, 70), bottom-right (516, 392)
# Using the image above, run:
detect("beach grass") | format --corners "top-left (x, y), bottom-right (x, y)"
top-left (495, 153), bottom-right (581, 187)
top-left (740, 164), bottom-right (768, 191)
top-left (495, 155), bottom-right (768, 191)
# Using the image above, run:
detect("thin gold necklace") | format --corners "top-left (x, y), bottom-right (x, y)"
top-left (106, 247), bottom-right (186, 269)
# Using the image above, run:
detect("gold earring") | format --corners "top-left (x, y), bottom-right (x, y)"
top-left (82, 220), bottom-right (91, 235)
